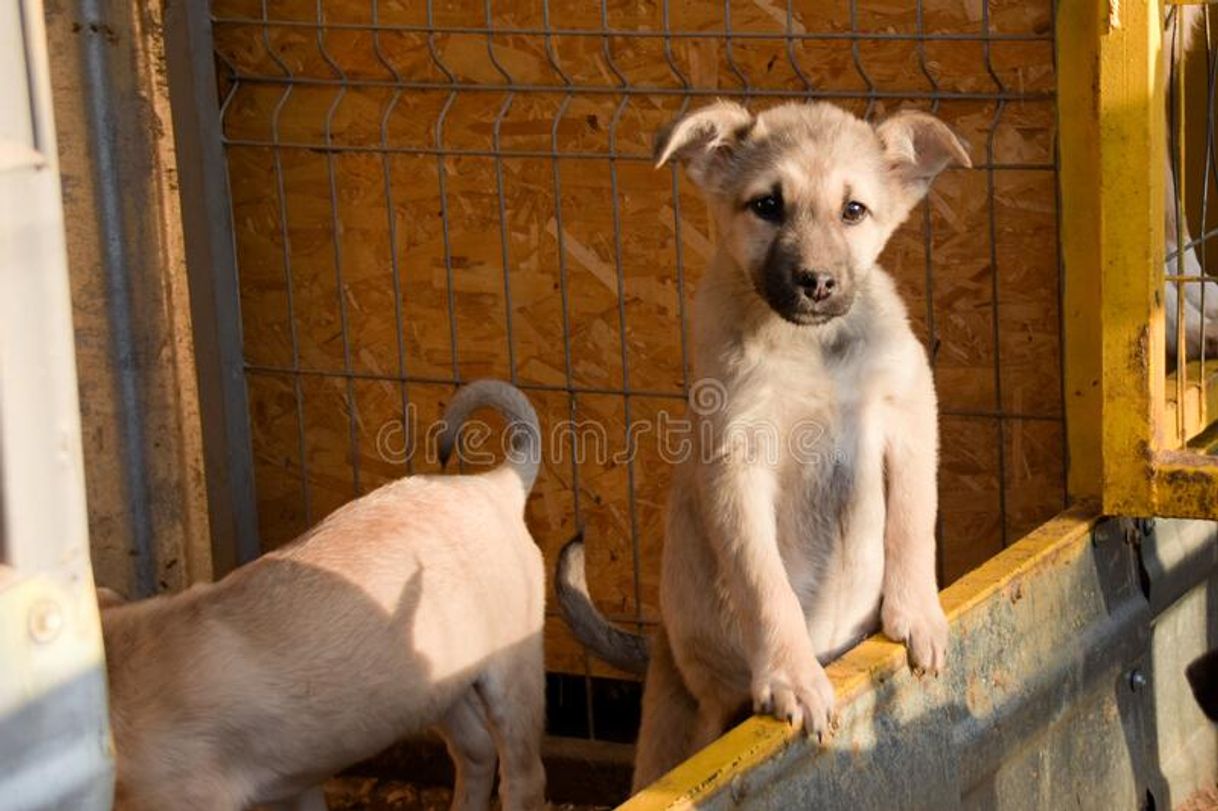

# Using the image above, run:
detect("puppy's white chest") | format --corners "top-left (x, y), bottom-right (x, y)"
top-left (774, 361), bottom-right (888, 655)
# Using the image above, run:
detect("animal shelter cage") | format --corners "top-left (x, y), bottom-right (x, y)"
top-left (6, 0), bottom-right (1218, 808)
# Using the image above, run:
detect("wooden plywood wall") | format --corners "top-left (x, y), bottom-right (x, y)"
top-left (211, 0), bottom-right (1061, 677)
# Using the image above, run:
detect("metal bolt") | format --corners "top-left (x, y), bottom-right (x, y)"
top-left (28, 600), bottom-right (63, 643)
top-left (1129, 669), bottom-right (1148, 692)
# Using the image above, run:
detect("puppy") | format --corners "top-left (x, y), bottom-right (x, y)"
top-left (557, 101), bottom-right (967, 789)
top-left (101, 380), bottom-right (546, 811)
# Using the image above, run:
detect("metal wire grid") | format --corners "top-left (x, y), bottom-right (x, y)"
top-left (210, 0), bottom-right (1059, 738)
top-left (1167, 4), bottom-right (1217, 441)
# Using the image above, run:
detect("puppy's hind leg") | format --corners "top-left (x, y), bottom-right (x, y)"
top-left (631, 629), bottom-right (699, 793)
top-left (477, 635), bottom-right (546, 811)
top-left (438, 691), bottom-right (499, 811)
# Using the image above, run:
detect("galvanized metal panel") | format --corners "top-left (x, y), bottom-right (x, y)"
top-left (0, 1), bottom-right (112, 807)
top-left (622, 513), bottom-right (1218, 810)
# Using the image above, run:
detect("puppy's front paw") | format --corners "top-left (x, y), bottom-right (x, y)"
top-left (882, 596), bottom-right (948, 676)
top-left (751, 652), bottom-right (836, 741)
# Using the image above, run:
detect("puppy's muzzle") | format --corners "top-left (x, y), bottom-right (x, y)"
top-left (761, 265), bottom-right (853, 325)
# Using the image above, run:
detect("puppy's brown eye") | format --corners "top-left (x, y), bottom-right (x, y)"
top-left (842, 200), bottom-right (868, 224)
top-left (748, 194), bottom-right (783, 223)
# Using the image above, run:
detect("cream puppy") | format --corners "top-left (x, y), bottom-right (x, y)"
top-left (557, 101), bottom-right (968, 789)
top-left (102, 380), bottom-right (546, 811)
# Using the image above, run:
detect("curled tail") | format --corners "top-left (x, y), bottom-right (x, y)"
top-left (438, 380), bottom-right (541, 492)
top-left (556, 532), bottom-right (650, 675)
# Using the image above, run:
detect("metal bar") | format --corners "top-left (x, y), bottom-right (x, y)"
top-left (982, 0), bottom-right (1009, 547)
top-left (210, 17), bottom-right (1055, 42)
top-left (722, 0), bottom-right (750, 100)
top-left (163, 0), bottom-right (261, 571)
top-left (207, 74), bottom-right (1054, 101)
top-left (662, 0), bottom-right (693, 390)
top-left (78, 0), bottom-right (157, 594)
top-left (486, 0), bottom-right (518, 385)
top-left (316, 0), bottom-right (361, 497)
top-left (241, 362), bottom-right (1064, 422)
top-left (1057, 0), bottom-right (1164, 512)
top-left (370, 0), bottom-right (414, 477)
top-left (849, 0), bottom-right (877, 118)
top-left (1051, 0), bottom-right (1070, 512)
top-left (218, 136), bottom-right (1051, 167)
top-left (600, 0), bottom-right (645, 636)
top-left (1203, 7), bottom-right (1213, 424)
top-left (1174, 11), bottom-right (1189, 438)
top-left (268, 82), bottom-right (313, 526)
top-left (539, 0), bottom-right (594, 735)
top-left (425, 1), bottom-right (461, 390)
top-left (915, 0), bottom-right (945, 580)
top-left (784, 0), bottom-right (814, 93)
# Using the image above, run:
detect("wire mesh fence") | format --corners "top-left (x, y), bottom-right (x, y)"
top-left (208, 0), bottom-right (1062, 740)
top-left (1166, 4), bottom-right (1218, 446)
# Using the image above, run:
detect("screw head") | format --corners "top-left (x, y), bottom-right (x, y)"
top-left (28, 600), bottom-right (63, 643)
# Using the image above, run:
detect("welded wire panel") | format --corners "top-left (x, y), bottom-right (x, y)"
top-left (1165, 4), bottom-right (1218, 445)
top-left (209, 0), bottom-right (1062, 687)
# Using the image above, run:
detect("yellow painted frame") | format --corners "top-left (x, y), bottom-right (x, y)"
top-left (1061, 0), bottom-right (1218, 518)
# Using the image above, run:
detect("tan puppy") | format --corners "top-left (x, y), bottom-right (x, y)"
top-left (101, 380), bottom-right (546, 811)
top-left (557, 101), bottom-right (968, 789)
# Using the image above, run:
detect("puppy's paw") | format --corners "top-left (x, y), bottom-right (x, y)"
top-left (882, 596), bottom-right (949, 677)
top-left (751, 654), bottom-right (836, 742)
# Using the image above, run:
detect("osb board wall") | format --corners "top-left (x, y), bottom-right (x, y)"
top-left (210, 0), bottom-right (1062, 677)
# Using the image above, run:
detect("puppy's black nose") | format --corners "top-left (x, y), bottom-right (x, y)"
top-left (795, 270), bottom-right (836, 303)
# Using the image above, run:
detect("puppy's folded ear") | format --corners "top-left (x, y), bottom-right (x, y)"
top-left (654, 100), bottom-right (754, 189)
top-left (875, 110), bottom-right (971, 209)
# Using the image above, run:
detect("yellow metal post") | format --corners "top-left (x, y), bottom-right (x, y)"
top-left (1059, 0), bottom-right (1166, 515)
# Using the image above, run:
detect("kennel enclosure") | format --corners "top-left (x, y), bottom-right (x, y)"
top-left (5, 0), bottom-right (1218, 808)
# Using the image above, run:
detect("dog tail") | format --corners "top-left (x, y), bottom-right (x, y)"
top-left (438, 380), bottom-right (541, 493)
top-left (556, 532), bottom-right (650, 675)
